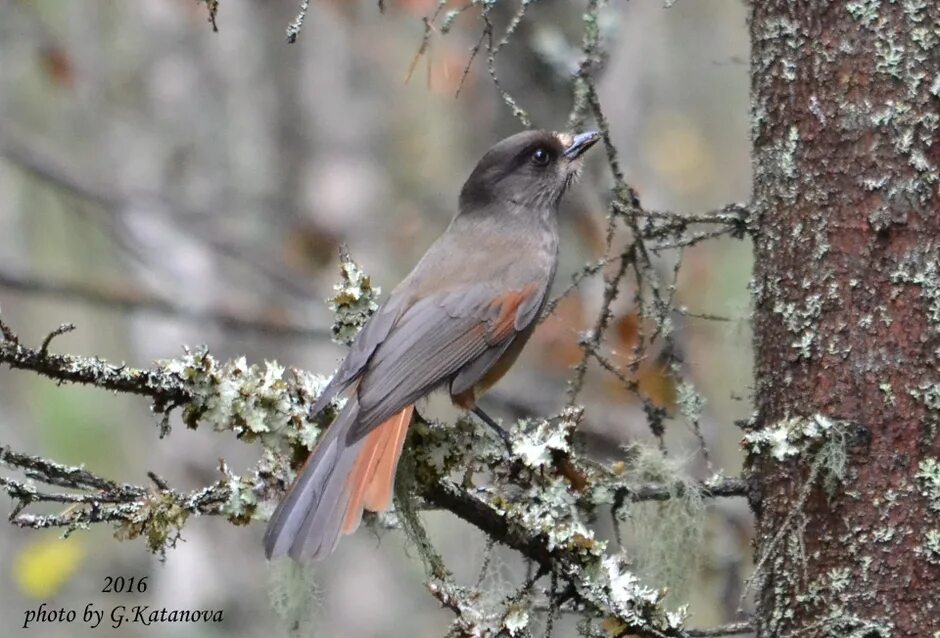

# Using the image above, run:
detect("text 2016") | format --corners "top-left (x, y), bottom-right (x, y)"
top-left (102, 577), bottom-right (148, 594)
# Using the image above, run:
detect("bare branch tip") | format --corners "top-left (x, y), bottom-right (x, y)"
top-left (39, 323), bottom-right (76, 357)
top-left (147, 471), bottom-right (171, 491)
top-left (0, 315), bottom-right (17, 345)
top-left (285, 0), bottom-right (310, 44)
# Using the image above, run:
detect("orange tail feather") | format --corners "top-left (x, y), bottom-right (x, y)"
top-left (341, 405), bottom-right (414, 534)
top-left (363, 405), bottom-right (413, 511)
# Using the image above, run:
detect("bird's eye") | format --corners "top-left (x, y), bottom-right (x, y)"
top-left (531, 147), bottom-right (551, 167)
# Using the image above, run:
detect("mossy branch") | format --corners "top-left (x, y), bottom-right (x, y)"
top-left (0, 312), bottom-right (746, 637)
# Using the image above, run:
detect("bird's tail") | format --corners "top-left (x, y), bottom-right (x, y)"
top-left (264, 395), bottom-right (413, 561)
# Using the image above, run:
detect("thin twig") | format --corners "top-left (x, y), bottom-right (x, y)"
top-left (405, 0), bottom-right (451, 83)
top-left (686, 621), bottom-right (754, 637)
top-left (567, 243), bottom-right (635, 405)
top-left (285, 0), bottom-right (310, 43)
top-left (455, 26), bottom-right (488, 98)
top-left (617, 477), bottom-right (749, 502)
top-left (1, 320), bottom-right (717, 636)
top-left (0, 325), bottom-right (192, 405)
top-left (542, 254), bottom-right (620, 318)
top-left (649, 225), bottom-right (742, 252)
top-left (38, 323), bottom-right (76, 357)
top-left (482, 8), bottom-right (531, 127)
top-left (740, 450), bottom-right (828, 607)
top-left (631, 202), bottom-right (751, 228)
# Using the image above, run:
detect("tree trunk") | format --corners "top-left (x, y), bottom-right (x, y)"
top-left (749, 2), bottom-right (940, 636)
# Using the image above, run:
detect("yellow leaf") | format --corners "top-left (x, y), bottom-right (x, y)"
top-left (14, 535), bottom-right (86, 599)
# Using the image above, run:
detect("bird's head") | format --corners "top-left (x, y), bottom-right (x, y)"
top-left (459, 129), bottom-right (600, 214)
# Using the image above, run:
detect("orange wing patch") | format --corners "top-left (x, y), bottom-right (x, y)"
top-left (486, 283), bottom-right (540, 344)
top-left (342, 405), bottom-right (414, 534)
top-left (451, 283), bottom-right (542, 409)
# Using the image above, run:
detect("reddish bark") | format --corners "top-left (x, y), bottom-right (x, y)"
top-left (749, 2), bottom-right (940, 636)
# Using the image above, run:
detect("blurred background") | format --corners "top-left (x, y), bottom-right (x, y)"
top-left (0, 0), bottom-right (752, 635)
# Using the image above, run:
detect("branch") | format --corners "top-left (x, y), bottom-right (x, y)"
top-left (199, 0), bottom-right (219, 32)
top-left (618, 477), bottom-right (749, 503)
top-left (0, 446), bottom-right (229, 553)
top-left (0, 315), bottom-right (725, 636)
top-left (634, 203), bottom-right (752, 229)
top-left (2, 2), bottom-right (761, 634)
top-left (285, 0), bottom-right (309, 43)
top-left (0, 317), bottom-right (191, 407)
top-left (686, 621), bottom-right (754, 637)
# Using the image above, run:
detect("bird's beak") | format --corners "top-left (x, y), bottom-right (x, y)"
top-left (563, 130), bottom-right (601, 160)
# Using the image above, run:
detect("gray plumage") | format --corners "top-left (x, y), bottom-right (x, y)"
top-left (264, 129), bottom-right (599, 561)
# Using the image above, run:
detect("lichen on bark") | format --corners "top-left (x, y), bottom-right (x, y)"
top-left (749, 1), bottom-right (940, 635)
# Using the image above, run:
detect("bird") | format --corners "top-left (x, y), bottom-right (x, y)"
top-left (264, 129), bottom-right (600, 561)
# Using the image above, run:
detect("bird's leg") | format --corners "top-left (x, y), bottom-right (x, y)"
top-left (472, 406), bottom-right (512, 453)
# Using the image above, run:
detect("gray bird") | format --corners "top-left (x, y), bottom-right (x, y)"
top-left (264, 129), bottom-right (600, 561)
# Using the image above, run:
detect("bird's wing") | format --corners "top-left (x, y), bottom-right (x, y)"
top-left (349, 280), bottom-right (547, 442)
top-left (308, 293), bottom-right (409, 416)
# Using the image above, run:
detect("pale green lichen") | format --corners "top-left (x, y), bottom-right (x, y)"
top-left (114, 492), bottom-right (189, 555)
top-left (902, 0), bottom-right (928, 21)
top-left (160, 349), bottom-right (330, 450)
top-left (862, 175), bottom-right (890, 191)
top-left (426, 579), bottom-right (537, 638)
top-left (879, 381), bottom-right (896, 406)
top-left (920, 529), bottom-right (940, 565)
top-left (146, 257), bottom-right (384, 537)
top-left (613, 446), bottom-right (704, 603)
top-left (792, 332), bottom-right (815, 360)
top-left (773, 293), bottom-right (823, 360)
top-left (220, 459), bottom-right (256, 523)
top-left (411, 410), bottom-right (601, 557)
top-left (915, 457), bottom-right (940, 513)
top-left (675, 381), bottom-right (706, 427)
top-left (596, 554), bottom-right (688, 633)
top-left (268, 559), bottom-right (320, 635)
top-left (750, 3), bottom-right (938, 634)
top-left (391, 447), bottom-right (449, 581)
top-left (872, 526), bottom-right (896, 543)
top-left (794, 561), bottom-right (897, 636)
top-left (859, 554), bottom-right (874, 581)
top-left (217, 450), bottom-right (293, 525)
top-left (512, 417), bottom-right (571, 469)
top-left (846, 0), bottom-right (882, 28)
top-left (891, 247), bottom-right (940, 331)
top-left (408, 405), bottom-right (691, 632)
top-left (773, 125), bottom-right (801, 202)
top-left (745, 413), bottom-right (849, 497)
top-left (501, 603), bottom-right (529, 636)
top-left (910, 381), bottom-right (940, 411)
top-left (874, 37), bottom-right (905, 79)
top-left (845, 1), bottom-right (940, 204)
top-left (744, 413), bottom-right (840, 461)
top-left (439, 9), bottom-right (461, 34)
top-left (512, 477), bottom-right (601, 554)
top-left (327, 256), bottom-right (381, 346)
top-left (142, 253), bottom-right (689, 633)
top-left (827, 566), bottom-right (852, 593)
top-left (149, 352), bottom-right (333, 529)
